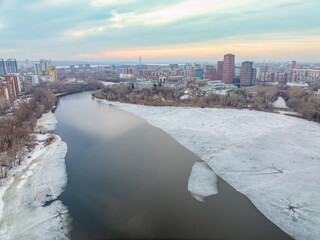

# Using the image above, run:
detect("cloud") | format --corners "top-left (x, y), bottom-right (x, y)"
top-left (108, 0), bottom-right (236, 28)
top-left (29, 0), bottom-right (77, 9)
top-left (107, 0), bottom-right (293, 28)
top-left (63, 26), bottom-right (105, 39)
top-left (91, 0), bottom-right (137, 7)
top-left (1, 0), bottom-right (319, 61)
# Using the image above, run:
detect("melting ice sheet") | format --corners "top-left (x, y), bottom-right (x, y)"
top-left (188, 161), bottom-right (218, 202)
top-left (0, 113), bottom-right (69, 240)
top-left (101, 99), bottom-right (320, 240)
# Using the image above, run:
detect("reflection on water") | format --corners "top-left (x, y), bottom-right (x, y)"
top-left (55, 92), bottom-right (293, 240)
top-left (57, 95), bottom-right (144, 140)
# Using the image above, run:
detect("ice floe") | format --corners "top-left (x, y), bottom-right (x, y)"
top-left (188, 161), bottom-right (218, 202)
top-left (100, 99), bottom-right (320, 240)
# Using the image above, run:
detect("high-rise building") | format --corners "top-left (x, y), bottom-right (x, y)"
top-left (40, 59), bottom-right (52, 71)
top-left (188, 66), bottom-right (196, 77)
top-left (216, 61), bottom-right (223, 80)
top-left (0, 76), bottom-right (5, 99)
top-left (0, 59), bottom-right (6, 75)
top-left (123, 68), bottom-right (134, 74)
top-left (196, 69), bottom-right (203, 79)
top-left (35, 63), bottom-right (41, 75)
top-left (35, 59), bottom-right (52, 75)
top-left (240, 61), bottom-right (256, 86)
top-left (206, 67), bottom-right (216, 80)
top-left (252, 68), bottom-right (257, 86)
top-left (291, 61), bottom-right (297, 72)
top-left (280, 73), bottom-right (288, 85)
top-left (39, 66), bottom-right (57, 82)
top-left (25, 59), bottom-right (30, 66)
top-left (0, 75), bottom-right (20, 101)
top-left (5, 58), bottom-right (18, 74)
top-left (222, 54), bottom-right (235, 84)
top-left (234, 67), bottom-right (241, 78)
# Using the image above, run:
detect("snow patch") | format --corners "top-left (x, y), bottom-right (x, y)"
top-left (180, 94), bottom-right (191, 100)
top-left (100, 81), bottom-right (118, 86)
top-left (35, 111), bottom-right (57, 132)
top-left (273, 97), bottom-right (289, 109)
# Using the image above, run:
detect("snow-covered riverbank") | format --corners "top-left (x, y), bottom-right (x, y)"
top-left (100, 99), bottom-right (320, 240)
top-left (0, 112), bottom-right (69, 240)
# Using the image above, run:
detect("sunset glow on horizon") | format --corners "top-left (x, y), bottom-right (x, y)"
top-left (0, 0), bottom-right (319, 62)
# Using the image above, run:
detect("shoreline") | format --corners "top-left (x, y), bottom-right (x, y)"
top-left (93, 94), bottom-right (309, 122)
top-left (92, 93), bottom-right (274, 111)
top-left (0, 111), bottom-right (69, 239)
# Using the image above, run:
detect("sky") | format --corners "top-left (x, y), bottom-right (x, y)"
top-left (0, 0), bottom-right (319, 63)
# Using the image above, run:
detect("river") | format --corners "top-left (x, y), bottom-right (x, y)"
top-left (54, 92), bottom-right (293, 240)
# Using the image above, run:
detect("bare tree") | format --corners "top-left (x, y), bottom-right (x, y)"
top-left (0, 97), bottom-right (10, 114)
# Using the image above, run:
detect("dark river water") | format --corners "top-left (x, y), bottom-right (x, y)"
top-left (54, 92), bottom-right (293, 240)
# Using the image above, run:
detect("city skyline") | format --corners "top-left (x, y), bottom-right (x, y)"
top-left (0, 0), bottom-right (319, 62)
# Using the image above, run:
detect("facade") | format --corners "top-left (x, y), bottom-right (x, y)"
top-left (216, 61), bottom-right (223, 80)
top-left (293, 69), bottom-right (320, 83)
top-left (0, 75), bottom-right (20, 101)
top-left (221, 54), bottom-right (235, 84)
top-left (0, 76), bottom-right (5, 99)
top-left (252, 68), bottom-right (257, 86)
top-left (39, 66), bottom-right (57, 82)
top-left (196, 69), bottom-right (203, 79)
top-left (35, 63), bottom-right (41, 75)
top-left (234, 67), bottom-right (241, 78)
top-left (47, 66), bottom-right (57, 82)
top-left (260, 66), bottom-right (270, 73)
top-left (187, 66), bottom-right (196, 77)
top-left (206, 67), bottom-right (216, 80)
top-left (240, 61), bottom-right (256, 86)
top-left (24, 74), bottom-right (39, 86)
top-left (40, 59), bottom-right (52, 71)
top-left (291, 61), bottom-right (297, 72)
top-left (0, 59), bottom-right (6, 75)
top-left (123, 68), bottom-right (134, 74)
top-left (0, 58), bottom-right (18, 75)
top-left (258, 72), bottom-right (295, 83)
top-left (279, 73), bottom-right (288, 85)
top-left (5, 58), bottom-right (18, 74)
top-left (36, 59), bottom-right (52, 76)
